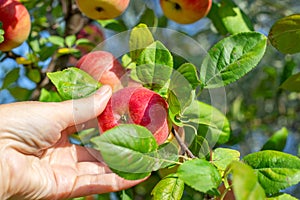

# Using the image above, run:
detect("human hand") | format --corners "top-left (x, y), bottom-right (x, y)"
top-left (0, 85), bottom-right (146, 200)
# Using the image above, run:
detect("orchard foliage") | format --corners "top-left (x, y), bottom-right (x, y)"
top-left (1, 0), bottom-right (300, 199)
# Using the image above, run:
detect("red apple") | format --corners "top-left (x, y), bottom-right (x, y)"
top-left (76, 51), bottom-right (126, 92)
top-left (76, 0), bottom-right (130, 20)
top-left (98, 87), bottom-right (170, 145)
top-left (160, 0), bottom-right (212, 24)
top-left (0, 0), bottom-right (31, 51)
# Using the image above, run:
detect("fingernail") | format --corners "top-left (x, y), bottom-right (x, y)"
top-left (96, 85), bottom-right (112, 95)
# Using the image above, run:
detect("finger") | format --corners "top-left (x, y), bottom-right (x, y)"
top-left (69, 174), bottom-right (148, 198)
top-left (76, 162), bottom-right (111, 176)
top-left (75, 145), bottom-right (103, 163)
top-left (62, 118), bottom-right (98, 135)
top-left (58, 85), bottom-right (112, 130)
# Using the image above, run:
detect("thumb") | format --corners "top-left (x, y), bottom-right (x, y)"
top-left (58, 85), bottom-right (112, 130)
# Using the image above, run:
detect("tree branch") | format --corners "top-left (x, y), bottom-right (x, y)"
top-left (30, 0), bottom-right (89, 100)
top-left (172, 127), bottom-right (196, 159)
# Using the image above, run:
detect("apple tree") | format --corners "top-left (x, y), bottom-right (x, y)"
top-left (1, 0), bottom-right (300, 199)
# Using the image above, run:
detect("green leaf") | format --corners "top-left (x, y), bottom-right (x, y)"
top-left (207, 0), bottom-right (254, 35)
top-left (97, 19), bottom-right (127, 32)
top-left (279, 58), bottom-right (296, 85)
top-left (122, 54), bottom-right (137, 72)
top-left (157, 142), bottom-right (179, 169)
top-left (167, 105), bottom-right (183, 127)
top-left (243, 150), bottom-right (300, 194)
top-left (136, 41), bottom-right (173, 90)
top-left (176, 63), bottom-right (201, 89)
top-left (167, 67), bottom-right (195, 120)
top-left (29, 39), bottom-right (40, 52)
top-left (2, 68), bottom-right (20, 89)
top-left (129, 23), bottom-right (155, 61)
top-left (181, 100), bottom-right (231, 144)
top-left (0, 22), bottom-right (4, 44)
top-left (65, 35), bottom-right (76, 48)
top-left (75, 38), bottom-right (94, 47)
top-left (91, 124), bottom-right (177, 180)
top-left (51, 3), bottom-right (63, 19)
top-left (212, 148), bottom-right (240, 174)
top-left (267, 193), bottom-right (299, 200)
top-left (39, 88), bottom-right (62, 102)
top-left (122, 53), bottom-right (133, 68)
top-left (207, 2), bottom-right (228, 35)
top-left (269, 14), bottom-right (300, 54)
top-left (39, 45), bottom-right (57, 61)
top-left (151, 174), bottom-right (184, 200)
top-left (70, 128), bottom-right (98, 146)
top-left (48, 35), bottom-right (65, 47)
top-left (261, 127), bottom-right (289, 151)
top-left (187, 134), bottom-right (210, 158)
top-left (8, 87), bottom-right (32, 101)
top-left (111, 168), bottom-right (150, 180)
top-left (218, 0), bottom-right (254, 34)
top-left (230, 161), bottom-right (266, 200)
top-left (47, 67), bottom-right (101, 100)
top-left (121, 190), bottom-right (133, 200)
top-left (177, 159), bottom-right (222, 194)
top-left (138, 8), bottom-right (157, 28)
top-left (280, 72), bottom-right (300, 92)
top-left (200, 32), bottom-right (267, 88)
top-left (27, 69), bottom-right (41, 83)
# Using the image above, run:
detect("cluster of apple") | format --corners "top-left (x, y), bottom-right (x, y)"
top-left (76, 51), bottom-right (170, 145)
top-left (0, 0), bottom-right (31, 52)
top-left (0, 0), bottom-right (212, 144)
top-left (75, 0), bottom-right (212, 24)
top-left (0, 0), bottom-right (212, 51)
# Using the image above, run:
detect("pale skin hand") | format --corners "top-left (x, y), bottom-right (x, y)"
top-left (0, 85), bottom-right (146, 200)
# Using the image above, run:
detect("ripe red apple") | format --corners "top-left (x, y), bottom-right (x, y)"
top-left (160, 0), bottom-right (212, 24)
top-left (98, 87), bottom-right (170, 145)
top-left (0, 0), bottom-right (31, 51)
top-left (76, 0), bottom-right (130, 20)
top-left (76, 51), bottom-right (126, 92)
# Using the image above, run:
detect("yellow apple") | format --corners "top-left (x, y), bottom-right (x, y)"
top-left (76, 0), bottom-right (130, 20)
top-left (0, 0), bottom-right (31, 52)
top-left (160, 0), bottom-right (212, 24)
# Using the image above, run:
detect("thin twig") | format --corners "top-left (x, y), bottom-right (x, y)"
top-left (172, 127), bottom-right (196, 159)
top-left (30, 0), bottom-right (89, 100)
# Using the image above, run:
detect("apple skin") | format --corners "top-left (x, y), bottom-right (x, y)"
top-left (160, 0), bottom-right (212, 24)
top-left (76, 51), bottom-right (126, 92)
top-left (0, 0), bottom-right (31, 51)
top-left (76, 0), bottom-right (130, 20)
top-left (98, 87), bottom-right (170, 145)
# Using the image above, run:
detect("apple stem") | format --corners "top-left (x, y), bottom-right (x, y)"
top-left (172, 128), bottom-right (196, 159)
